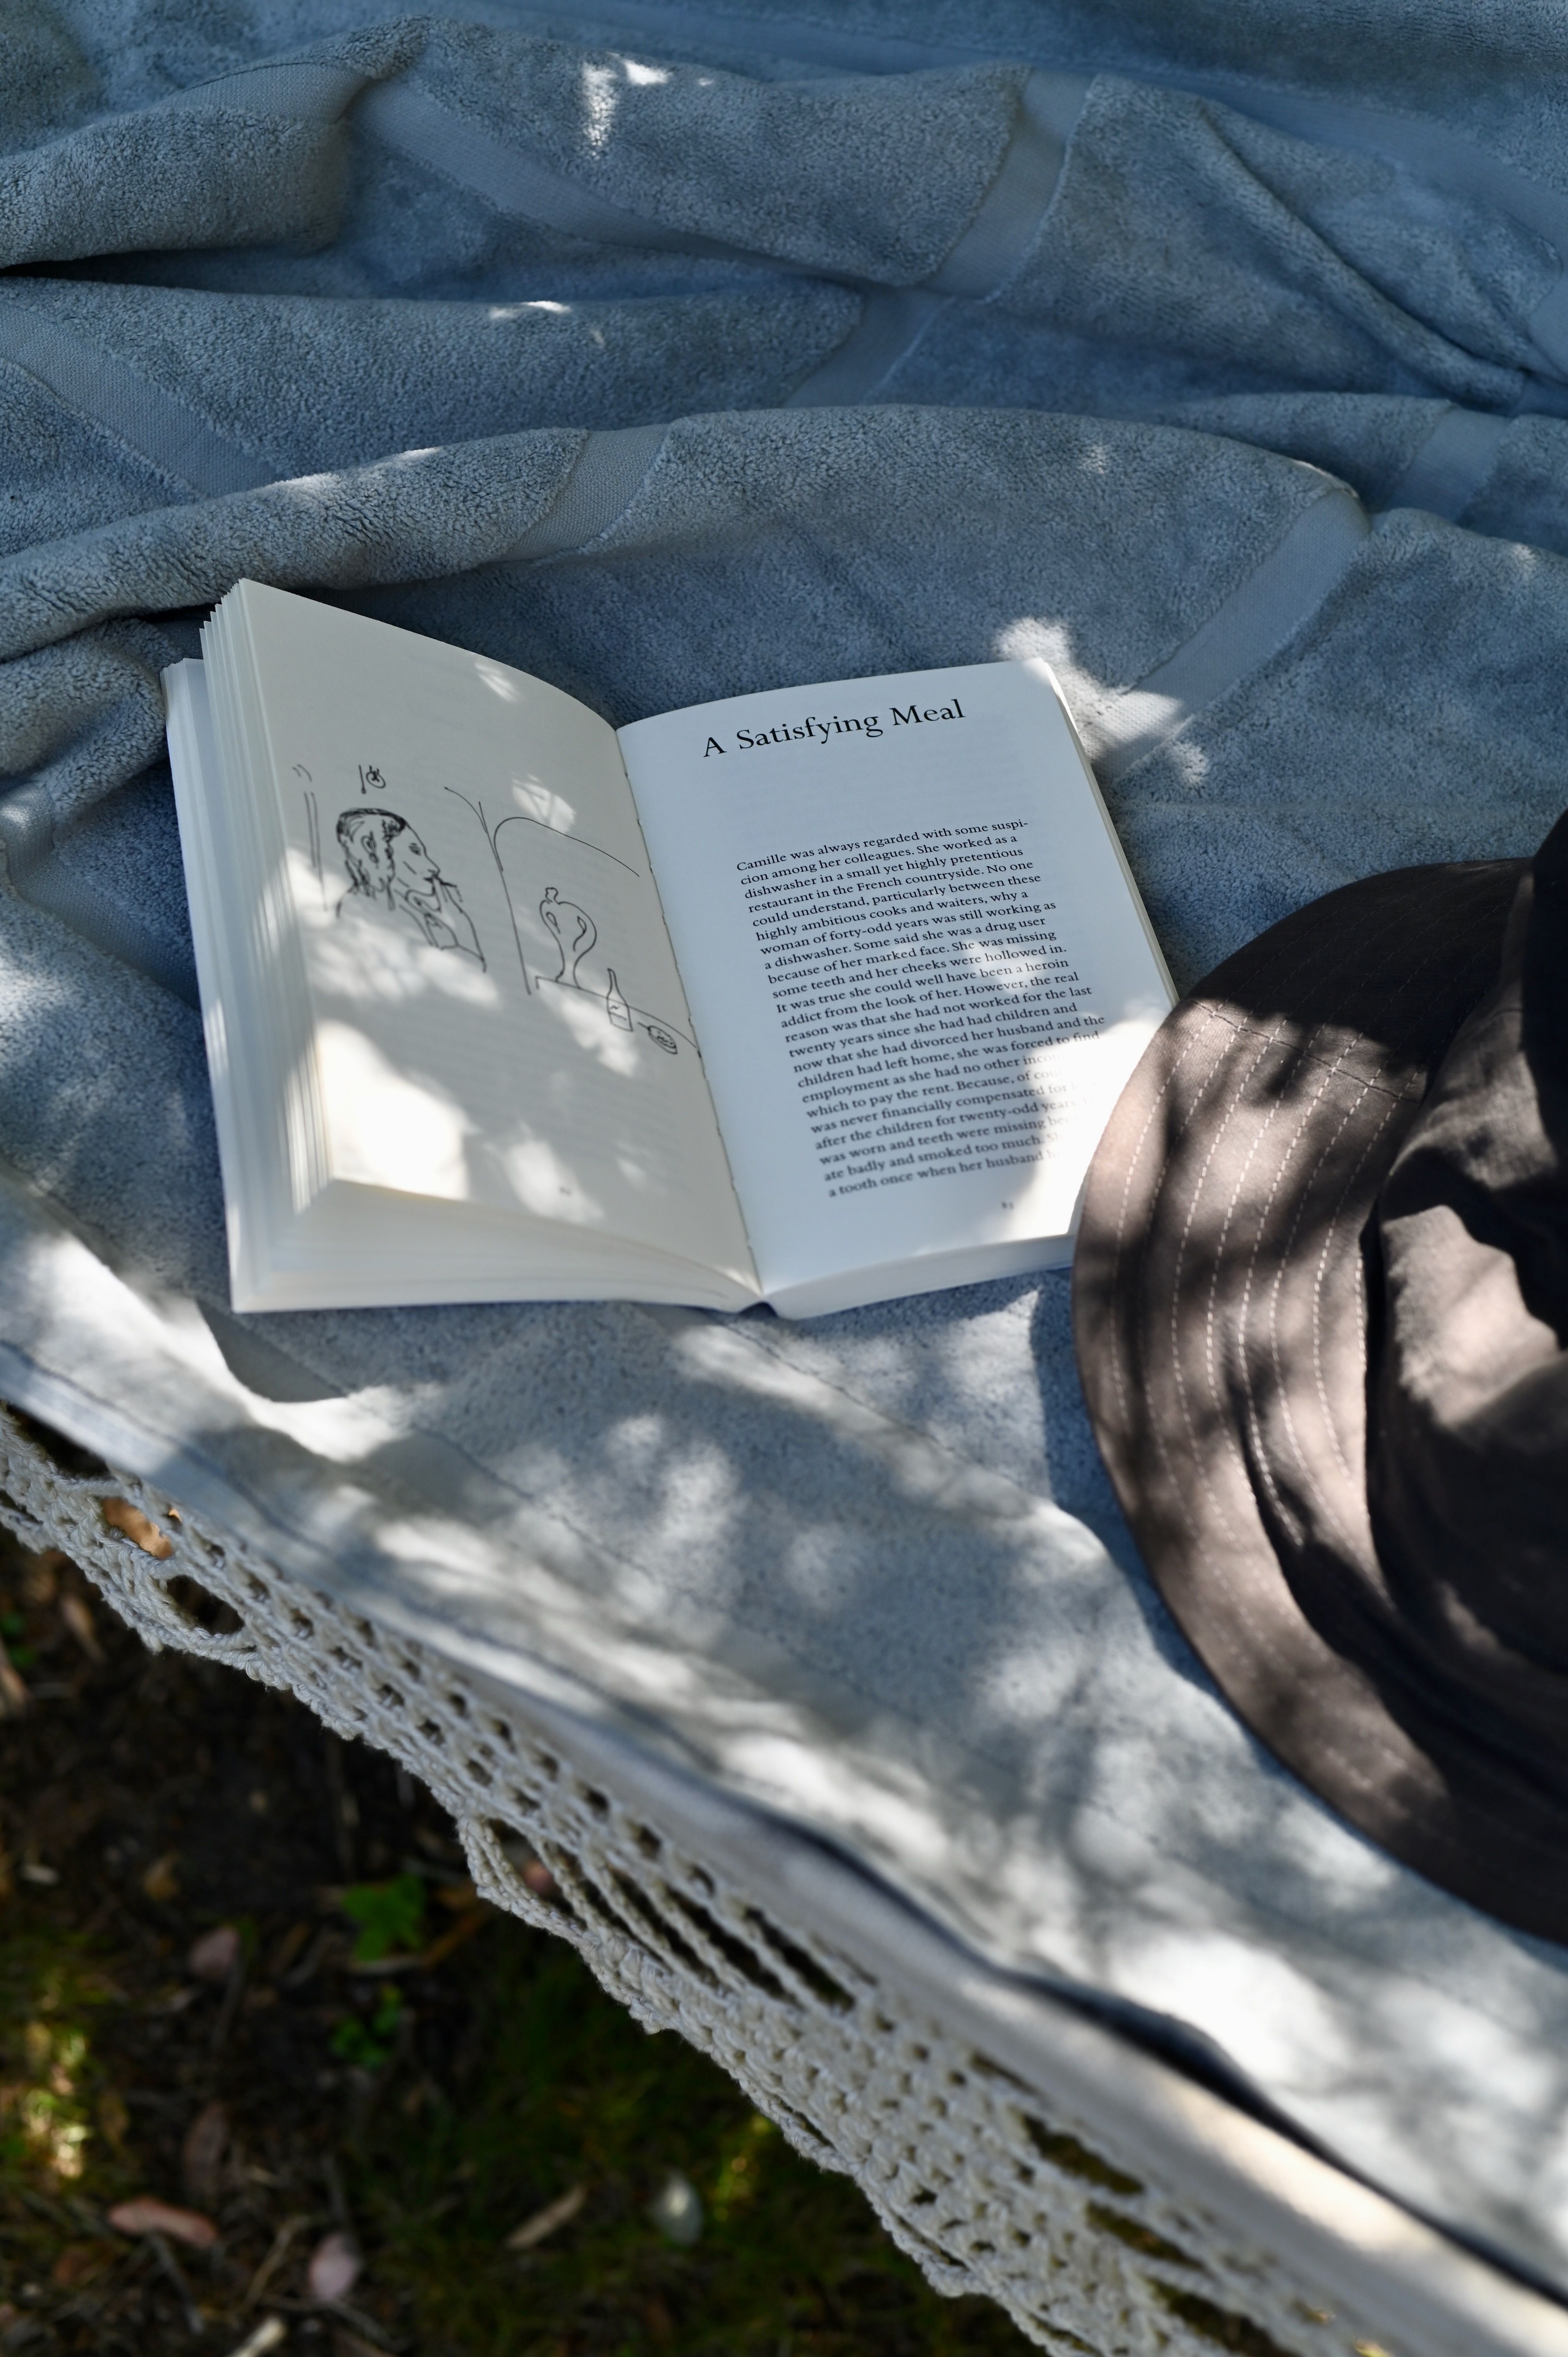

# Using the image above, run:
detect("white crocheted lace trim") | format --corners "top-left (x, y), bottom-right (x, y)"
top-left (0, 1399), bottom-right (1387, 2357)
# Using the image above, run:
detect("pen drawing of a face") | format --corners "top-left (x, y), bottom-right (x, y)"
top-left (335, 807), bottom-right (483, 965)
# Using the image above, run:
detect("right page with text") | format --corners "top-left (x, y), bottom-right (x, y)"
top-left (620, 660), bottom-right (1172, 1312)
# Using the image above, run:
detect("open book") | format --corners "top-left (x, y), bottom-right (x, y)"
top-left (164, 581), bottom-right (1172, 1318)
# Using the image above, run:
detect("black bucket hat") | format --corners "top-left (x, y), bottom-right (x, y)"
top-left (1072, 813), bottom-right (1568, 1941)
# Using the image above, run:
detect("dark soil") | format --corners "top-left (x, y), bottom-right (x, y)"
top-left (0, 1521), bottom-right (1031, 2356)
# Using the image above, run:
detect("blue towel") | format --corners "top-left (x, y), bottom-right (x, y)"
top-left (9, 0), bottom-right (1568, 2293)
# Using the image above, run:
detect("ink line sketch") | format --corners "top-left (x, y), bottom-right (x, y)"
top-left (540, 886), bottom-right (596, 985)
top-left (605, 969), bottom-right (634, 1032)
top-left (537, 891), bottom-right (676, 1048)
top-left (336, 806), bottom-right (484, 966)
top-left (442, 786), bottom-right (696, 1055)
top-left (294, 770), bottom-right (328, 912)
top-left (495, 807), bottom-right (641, 876)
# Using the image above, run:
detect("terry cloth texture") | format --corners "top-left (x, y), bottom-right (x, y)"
top-left (11, 0), bottom-right (1568, 2296)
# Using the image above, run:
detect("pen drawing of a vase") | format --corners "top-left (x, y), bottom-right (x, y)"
top-left (540, 885), bottom-right (596, 986)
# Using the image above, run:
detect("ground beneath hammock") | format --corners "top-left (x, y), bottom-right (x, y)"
top-left (0, 1525), bottom-right (1032, 2357)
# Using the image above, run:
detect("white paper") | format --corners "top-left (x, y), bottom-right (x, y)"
top-left (236, 584), bottom-right (753, 1286)
top-left (621, 659), bottom-right (1172, 1301)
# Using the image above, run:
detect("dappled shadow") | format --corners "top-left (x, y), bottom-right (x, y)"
top-left (8, 391), bottom-right (1568, 2291)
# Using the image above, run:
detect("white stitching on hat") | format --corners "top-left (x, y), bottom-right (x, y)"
top-left (1201, 890), bottom-right (1485, 1809)
top-left (1100, 1006), bottom-right (1228, 1438)
top-left (1304, 1099), bottom-right (1398, 1501)
top-left (1097, 873), bottom-right (1540, 1869)
top-left (1248, 1067), bottom-right (1390, 1552)
top-left (1167, 1018), bottom-right (1286, 1553)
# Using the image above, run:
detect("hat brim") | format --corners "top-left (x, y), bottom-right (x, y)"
top-left (1070, 855), bottom-right (1568, 1936)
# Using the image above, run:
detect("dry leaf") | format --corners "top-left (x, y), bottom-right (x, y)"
top-left (141, 1853), bottom-right (180, 1903)
top-left (101, 1497), bottom-right (175, 1557)
top-left (0, 1637), bottom-right (28, 1715)
top-left (307, 2228), bottom-right (362, 2302)
top-left (108, 2196), bottom-right (219, 2250)
top-left (19, 1548), bottom-right (64, 1601)
top-left (505, 2184), bottom-right (585, 2251)
top-left (188, 1923), bottom-right (242, 1981)
top-left (59, 1591), bottom-right (103, 1662)
top-left (50, 2244), bottom-right (106, 2290)
top-left (143, 1982), bottom-right (200, 2018)
top-left (268, 1920), bottom-right (311, 1979)
top-left (181, 2099), bottom-right (230, 2206)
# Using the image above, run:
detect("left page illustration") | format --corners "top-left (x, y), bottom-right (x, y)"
top-left (237, 585), bottom-right (754, 1288)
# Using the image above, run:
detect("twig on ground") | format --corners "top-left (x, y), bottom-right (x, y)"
top-left (350, 1905), bottom-right (489, 1977)
top-left (0, 1635), bottom-right (28, 1713)
top-left (146, 2230), bottom-right (204, 2337)
top-left (244, 2214), bottom-right (316, 2308)
top-left (210, 1946), bottom-right (247, 2055)
top-left (225, 2316), bottom-right (287, 2357)
top-left (506, 2185), bottom-right (586, 2251)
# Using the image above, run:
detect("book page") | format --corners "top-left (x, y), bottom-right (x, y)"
top-left (234, 583), bottom-right (754, 1288)
top-left (620, 659), bottom-right (1171, 1304)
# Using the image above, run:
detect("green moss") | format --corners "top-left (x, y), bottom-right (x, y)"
top-left (342, 1873), bottom-right (427, 1963)
top-left (0, 1933), bottom-right (116, 2203)
top-left (352, 1934), bottom-right (1028, 2355)
top-left (0, 1529), bottom-right (1033, 2351)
